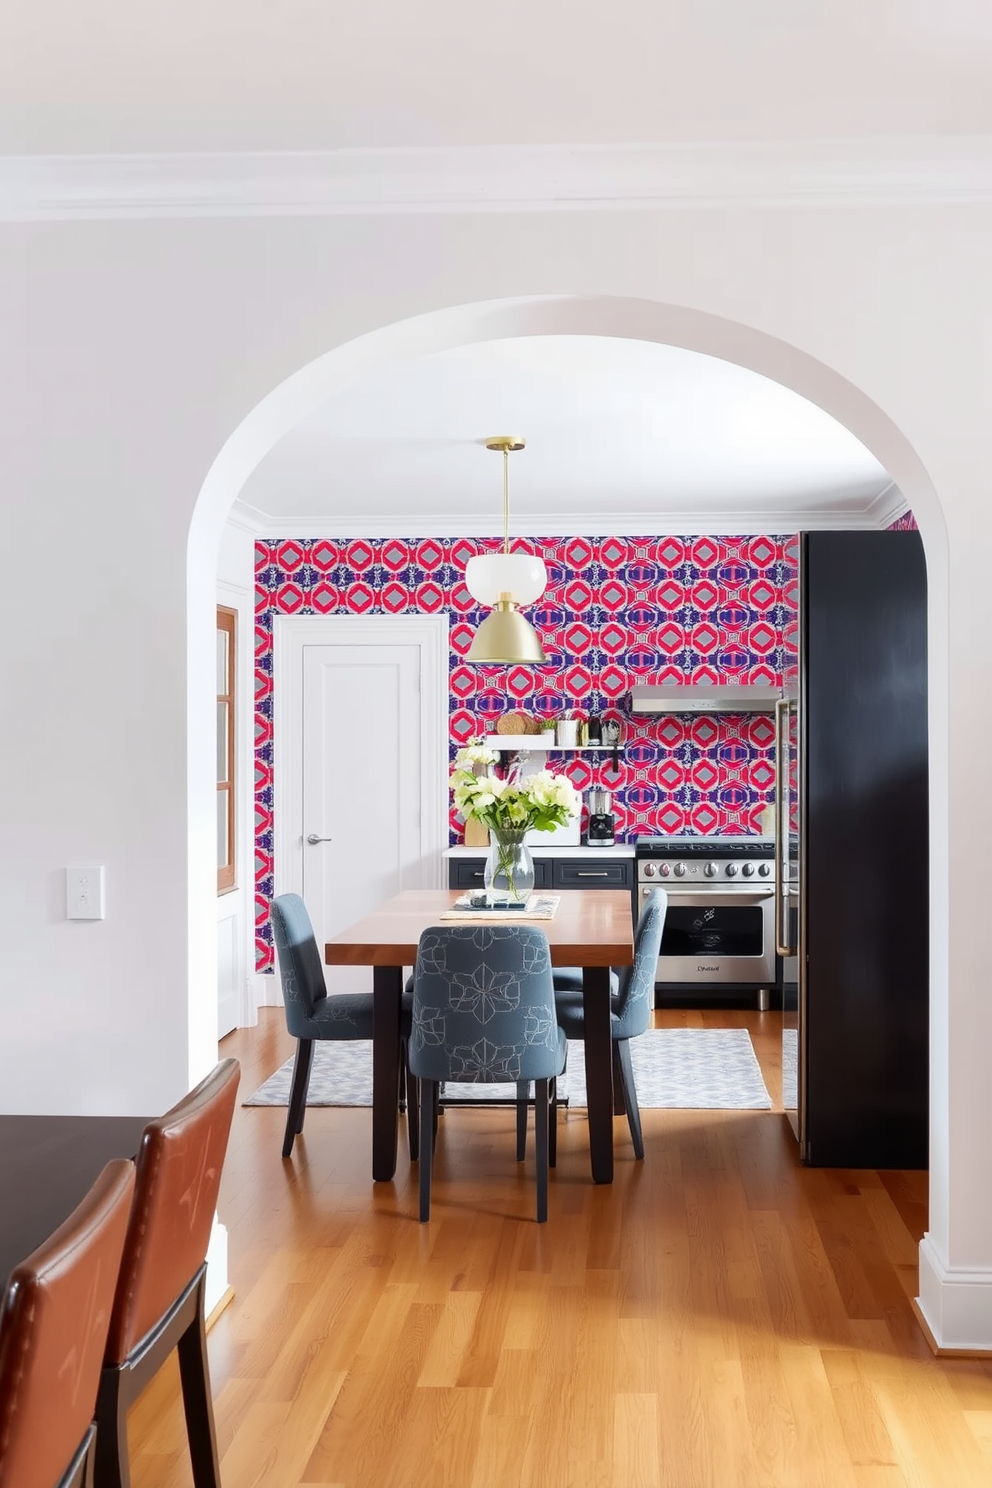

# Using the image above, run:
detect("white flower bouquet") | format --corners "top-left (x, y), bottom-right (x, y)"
top-left (450, 743), bottom-right (581, 837)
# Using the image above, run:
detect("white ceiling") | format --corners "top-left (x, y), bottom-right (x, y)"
top-left (234, 336), bottom-right (896, 536)
top-left (6, 3), bottom-right (957, 533)
top-left (3, 1), bottom-right (992, 154)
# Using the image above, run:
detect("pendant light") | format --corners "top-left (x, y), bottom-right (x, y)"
top-left (465, 436), bottom-right (547, 664)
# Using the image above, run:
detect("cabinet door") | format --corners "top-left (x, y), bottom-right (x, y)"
top-left (552, 860), bottom-right (632, 891)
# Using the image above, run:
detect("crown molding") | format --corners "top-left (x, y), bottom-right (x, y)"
top-left (863, 480), bottom-right (909, 529)
top-left (223, 502), bottom-right (268, 536)
top-left (233, 502), bottom-right (890, 541)
top-left (4, 137), bottom-right (992, 221)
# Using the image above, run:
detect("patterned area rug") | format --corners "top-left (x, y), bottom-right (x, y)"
top-left (244, 1028), bottom-right (772, 1111)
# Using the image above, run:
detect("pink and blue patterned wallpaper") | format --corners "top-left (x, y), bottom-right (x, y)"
top-left (253, 533), bottom-right (796, 971)
top-left (888, 510), bottom-right (918, 531)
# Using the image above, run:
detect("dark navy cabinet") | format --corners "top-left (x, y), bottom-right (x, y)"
top-left (447, 854), bottom-right (633, 894)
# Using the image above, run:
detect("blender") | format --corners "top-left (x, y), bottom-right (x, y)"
top-left (585, 787), bottom-right (616, 846)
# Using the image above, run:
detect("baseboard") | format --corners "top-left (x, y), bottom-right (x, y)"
top-left (655, 986), bottom-right (782, 1012)
top-left (910, 1297), bottom-right (992, 1357)
top-left (206, 1286), bottom-right (235, 1331)
top-left (252, 971), bottom-right (281, 1010)
top-left (917, 1234), bottom-right (992, 1353)
top-left (204, 1219), bottom-right (229, 1318)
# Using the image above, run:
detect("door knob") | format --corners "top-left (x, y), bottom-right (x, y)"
top-left (306, 833), bottom-right (333, 845)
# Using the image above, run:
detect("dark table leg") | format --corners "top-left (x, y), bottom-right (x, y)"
top-left (582, 964), bottom-right (614, 1184)
top-left (372, 965), bottom-right (402, 1181)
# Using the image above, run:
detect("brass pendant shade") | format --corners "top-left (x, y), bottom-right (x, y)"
top-left (466, 596), bottom-right (547, 664)
top-left (464, 435), bottom-right (547, 666)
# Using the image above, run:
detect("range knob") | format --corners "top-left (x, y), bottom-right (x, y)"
top-left (659, 862), bottom-right (672, 878)
top-left (643, 861), bottom-right (658, 878)
top-left (704, 862), bottom-right (718, 877)
top-left (673, 862), bottom-right (687, 877)
top-left (741, 862), bottom-right (755, 877)
top-left (758, 862), bottom-right (771, 877)
top-left (725, 863), bottom-right (739, 877)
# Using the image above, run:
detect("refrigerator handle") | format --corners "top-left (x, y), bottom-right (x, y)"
top-left (774, 696), bottom-right (793, 957)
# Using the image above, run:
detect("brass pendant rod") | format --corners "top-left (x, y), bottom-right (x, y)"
top-left (485, 435), bottom-right (524, 555)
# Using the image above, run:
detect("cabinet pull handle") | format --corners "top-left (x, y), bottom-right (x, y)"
top-left (576, 871), bottom-right (610, 877)
top-left (471, 872), bottom-right (484, 879)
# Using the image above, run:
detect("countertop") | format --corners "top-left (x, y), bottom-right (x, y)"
top-left (444, 844), bottom-right (635, 860)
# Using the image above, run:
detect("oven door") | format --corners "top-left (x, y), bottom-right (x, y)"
top-left (639, 884), bottom-right (775, 985)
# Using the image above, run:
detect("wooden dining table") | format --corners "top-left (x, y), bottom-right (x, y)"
top-left (0, 1114), bottom-right (149, 1286)
top-left (325, 888), bottom-right (634, 1185)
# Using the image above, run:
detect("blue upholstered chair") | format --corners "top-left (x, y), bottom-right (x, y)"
top-left (270, 892), bottom-right (414, 1159)
top-left (552, 966), bottom-right (619, 996)
top-left (409, 924), bottom-right (567, 1223)
top-left (553, 888), bottom-right (668, 1160)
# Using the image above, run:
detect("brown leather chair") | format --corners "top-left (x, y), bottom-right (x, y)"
top-left (95, 1058), bottom-right (240, 1488)
top-left (0, 1158), bottom-right (136, 1488)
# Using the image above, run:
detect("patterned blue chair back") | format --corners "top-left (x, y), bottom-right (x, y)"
top-left (612, 889), bottom-right (668, 1040)
top-left (271, 893), bottom-right (328, 1036)
top-left (410, 925), bottom-right (566, 1085)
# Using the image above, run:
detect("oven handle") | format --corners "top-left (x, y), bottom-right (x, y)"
top-left (774, 696), bottom-right (793, 956)
top-left (640, 886), bottom-right (774, 902)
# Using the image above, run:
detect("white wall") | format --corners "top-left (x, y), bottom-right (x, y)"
top-left (1, 202), bottom-right (990, 1344)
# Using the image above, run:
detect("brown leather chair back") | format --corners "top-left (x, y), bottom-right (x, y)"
top-left (0, 1158), bottom-right (136, 1488)
top-left (104, 1058), bottom-right (240, 1364)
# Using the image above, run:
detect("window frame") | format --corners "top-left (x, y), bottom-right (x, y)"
top-left (217, 605), bottom-right (237, 894)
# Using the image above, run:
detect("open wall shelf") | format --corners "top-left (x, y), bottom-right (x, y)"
top-left (482, 736), bottom-right (625, 754)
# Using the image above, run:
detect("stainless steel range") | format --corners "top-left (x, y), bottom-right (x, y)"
top-left (635, 837), bottom-right (777, 1007)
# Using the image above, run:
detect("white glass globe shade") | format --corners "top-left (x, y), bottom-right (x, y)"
top-left (464, 553), bottom-right (547, 608)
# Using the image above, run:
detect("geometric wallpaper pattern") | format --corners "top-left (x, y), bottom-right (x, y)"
top-left (253, 532), bottom-right (796, 971)
top-left (887, 510), bottom-right (918, 531)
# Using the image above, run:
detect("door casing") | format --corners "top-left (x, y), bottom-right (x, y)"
top-left (272, 613), bottom-right (449, 960)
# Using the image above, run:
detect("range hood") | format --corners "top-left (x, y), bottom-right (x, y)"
top-left (628, 684), bottom-right (780, 715)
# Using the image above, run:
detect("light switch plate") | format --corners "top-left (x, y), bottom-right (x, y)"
top-left (66, 863), bottom-right (105, 920)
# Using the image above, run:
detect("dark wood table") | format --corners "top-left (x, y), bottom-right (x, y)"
top-left (325, 888), bottom-right (634, 1185)
top-left (0, 1115), bottom-right (149, 1286)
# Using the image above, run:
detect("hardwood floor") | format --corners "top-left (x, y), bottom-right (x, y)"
top-left (127, 1008), bottom-right (992, 1487)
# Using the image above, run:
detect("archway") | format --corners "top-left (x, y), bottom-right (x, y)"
top-left (188, 291), bottom-right (948, 1322)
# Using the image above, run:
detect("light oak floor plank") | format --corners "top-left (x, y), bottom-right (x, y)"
top-left (120, 1006), bottom-right (992, 1488)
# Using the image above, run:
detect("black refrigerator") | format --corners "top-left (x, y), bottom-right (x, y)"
top-left (778, 530), bottom-right (929, 1168)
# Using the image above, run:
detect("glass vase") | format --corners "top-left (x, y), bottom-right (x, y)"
top-left (484, 828), bottom-right (535, 907)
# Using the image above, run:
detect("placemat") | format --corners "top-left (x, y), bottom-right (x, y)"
top-left (439, 894), bottom-right (561, 921)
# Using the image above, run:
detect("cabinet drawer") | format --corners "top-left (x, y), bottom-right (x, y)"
top-left (552, 859), bottom-right (632, 891)
top-left (449, 858), bottom-right (551, 890)
top-left (450, 859), bottom-right (486, 889)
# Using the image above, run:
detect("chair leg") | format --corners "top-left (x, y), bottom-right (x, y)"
top-left (615, 1039), bottom-right (644, 1159)
top-left (548, 1076), bottom-right (558, 1170)
top-left (611, 1041), bottom-right (628, 1116)
top-left (406, 1054), bottom-right (420, 1162)
top-left (176, 1279), bottom-right (222, 1488)
top-left (295, 1043), bottom-right (314, 1134)
top-left (94, 1367), bottom-right (131, 1488)
top-left (534, 1078), bottom-right (550, 1222)
top-left (419, 1079), bottom-right (436, 1221)
top-left (283, 1038), bottom-right (314, 1158)
top-left (516, 1079), bottom-right (529, 1160)
top-left (398, 1045), bottom-right (407, 1114)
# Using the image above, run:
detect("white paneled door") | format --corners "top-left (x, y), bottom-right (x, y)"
top-left (275, 615), bottom-right (448, 995)
top-left (302, 642), bottom-right (419, 990)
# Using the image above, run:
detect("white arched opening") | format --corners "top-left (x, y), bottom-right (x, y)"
top-left (188, 293), bottom-right (949, 1335)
